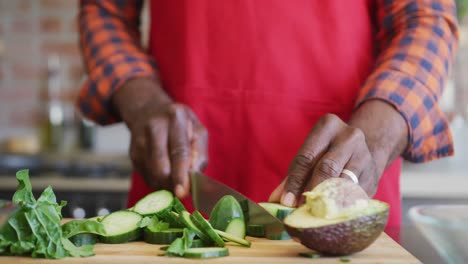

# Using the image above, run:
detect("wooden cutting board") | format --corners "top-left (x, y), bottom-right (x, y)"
top-left (0, 233), bottom-right (420, 263)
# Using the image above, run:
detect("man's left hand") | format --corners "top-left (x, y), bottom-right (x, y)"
top-left (269, 100), bottom-right (408, 207)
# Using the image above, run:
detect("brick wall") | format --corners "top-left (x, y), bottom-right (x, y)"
top-left (0, 0), bottom-right (79, 138)
top-left (0, 0), bottom-right (467, 141)
top-left (0, 0), bottom-right (148, 141)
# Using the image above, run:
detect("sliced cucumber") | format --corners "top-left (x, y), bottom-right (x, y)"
top-left (215, 229), bottom-right (251, 247)
top-left (259, 202), bottom-right (295, 220)
top-left (99, 210), bottom-right (142, 243)
top-left (191, 211), bottom-right (225, 247)
top-left (183, 247), bottom-right (229, 259)
top-left (225, 218), bottom-right (246, 238)
top-left (266, 231), bottom-right (291, 240)
top-left (160, 211), bottom-right (185, 228)
top-left (172, 198), bottom-right (187, 213)
top-left (144, 228), bottom-right (183, 244)
top-left (133, 190), bottom-right (174, 216)
top-left (238, 199), bottom-right (250, 222)
top-left (246, 224), bottom-right (265, 237)
top-left (190, 239), bottom-right (208, 248)
top-left (210, 195), bottom-right (244, 234)
top-left (69, 233), bottom-right (98, 247)
top-left (179, 211), bottom-right (210, 242)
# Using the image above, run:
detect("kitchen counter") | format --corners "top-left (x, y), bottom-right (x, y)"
top-left (0, 175), bottom-right (130, 192)
top-left (0, 233), bottom-right (420, 263)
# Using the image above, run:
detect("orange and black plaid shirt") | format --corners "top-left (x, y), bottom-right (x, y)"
top-left (78, 0), bottom-right (459, 163)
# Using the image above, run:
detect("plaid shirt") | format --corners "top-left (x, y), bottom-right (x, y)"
top-left (78, 0), bottom-right (459, 163)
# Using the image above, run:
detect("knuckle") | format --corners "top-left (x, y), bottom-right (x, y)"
top-left (154, 165), bottom-right (171, 179)
top-left (170, 146), bottom-right (191, 160)
top-left (348, 127), bottom-right (365, 142)
top-left (294, 152), bottom-right (317, 170)
top-left (317, 158), bottom-right (341, 177)
top-left (168, 104), bottom-right (186, 118)
top-left (323, 113), bottom-right (339, 123)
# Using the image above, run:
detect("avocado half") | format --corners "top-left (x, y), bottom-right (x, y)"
top-left (283, 178), bottom-right (389, 256)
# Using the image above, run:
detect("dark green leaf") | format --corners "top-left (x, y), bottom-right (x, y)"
top-left (0, 170), bottom-right (97, 259)
top-left (166, 238), bottom-right (184, 256)
top-left (137, 216), bottom-right (155, 228)
top-left (12, 170), bottom-right (35, 206)
top-left (62, 220), bottom-right (106, 238)
top-left (182, 228), bottom-right (196, 249)
top-left (61, 238), bottom-right (95, 257)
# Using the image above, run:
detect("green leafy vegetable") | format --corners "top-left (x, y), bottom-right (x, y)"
top-left (62, 219), bottom-right (106, 238)
top-left (166, 238), bottom-right (185, 256)
top-left (165, 228), bottom-right (197, 257)
top-left (339, 257), bottom-right (351, 262)
top-left (0, 170), bottom-right (95, 259)
top-left (61, 238), bottom-right (95, 257)
top-left (137, 216), bottom-right (155, 228)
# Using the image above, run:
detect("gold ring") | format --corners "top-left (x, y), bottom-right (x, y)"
top-left (342, 169), bottom-right (359, 184)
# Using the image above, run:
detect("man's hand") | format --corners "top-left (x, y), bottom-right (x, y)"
top-left (113, 77), bottom-right (208, 199)
top-left (269, 100), bottom-right (408, 207)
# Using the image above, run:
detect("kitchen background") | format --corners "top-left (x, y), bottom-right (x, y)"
top-left (0, 1), bottom-right (467, 263)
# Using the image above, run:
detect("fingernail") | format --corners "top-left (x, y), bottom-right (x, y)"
top-left (281, 192), bottom-right (296, 207)
top-left (175, 184), bottom-right (185, 198)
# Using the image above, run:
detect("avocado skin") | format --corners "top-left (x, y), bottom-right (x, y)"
top-left (285, 209), bottom-right (389, 256)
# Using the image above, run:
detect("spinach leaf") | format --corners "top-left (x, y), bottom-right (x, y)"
top-left (166, 238), bottom-right (185, 256)
top-left (165, 228), bottom-right (196, 257)
top-left (0, 170), bottom-right (96, 259)
top-left (61, 237), bottom-right (95, 257)
top-left (62, 220), bottom-right (106, 239)
top-left (147, 220), bottom-right (169, 232)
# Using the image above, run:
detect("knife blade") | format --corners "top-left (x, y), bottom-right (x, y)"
top-left (190, 171), bottom-right (285, 237)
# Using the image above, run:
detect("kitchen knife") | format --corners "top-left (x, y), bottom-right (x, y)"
top-left (190, 171), bottom-right (285, 238)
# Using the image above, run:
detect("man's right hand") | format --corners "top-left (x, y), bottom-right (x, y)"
top-left (112, 77), bottom-right (208, 199)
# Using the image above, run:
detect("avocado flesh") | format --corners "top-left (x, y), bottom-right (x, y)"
top-left (284, 200), bottom-right (387, 228)
top-left (284, 199), bottom-right (389, 256)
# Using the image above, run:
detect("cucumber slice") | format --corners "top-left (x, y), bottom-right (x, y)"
top-left (215, 229), bottom-right (251, 247)
top-left (172, 198), bottom-right (187, 213)
top-left (259, 202), bottom-right (295, 220)
top-left (144, 228), bottom-right (183, 244)
top-left (266, 231), bottom-right (291, 240)
top-left (133, 190), bottom-right (174, 216)
top-left (183, 247), bottom-right (229, 259)
top-left (191, 211), bottom-right (225, 247)
top-left (160, 211), bottom-right (185, 228)
top-left (209, 196), bottom-right (245, 237)
top-left (179, 211), bottom-right (210, 242)
top-left (246, 224), bottom-right (265, 237)
top-left (69, 233), bottom-right (98, 247)
top-left (99, 210), bottom-right (143, 243)
top-left (238, 199), bottom-right (250, 222)
top-left (225, 218), bottom-right (246, 238)
top-left (190, 239), bottom-right (208, 248)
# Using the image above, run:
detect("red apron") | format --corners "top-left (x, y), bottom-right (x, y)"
top-left (128, 0), bottom-right (401, 240)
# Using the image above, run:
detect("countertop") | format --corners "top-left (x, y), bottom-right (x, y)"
top-left (0, 233), bottom-right (420, 264)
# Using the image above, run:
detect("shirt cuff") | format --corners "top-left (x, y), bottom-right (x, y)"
top-left (356, 70), bottom-right (454, 163)
top-left (77, 57), bottom-right (158, 125)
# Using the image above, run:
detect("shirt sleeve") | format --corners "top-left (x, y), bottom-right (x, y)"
top-left (77, 0), bottom-right (158, 125)
top-left (356, 0), bottom-right (459, 162)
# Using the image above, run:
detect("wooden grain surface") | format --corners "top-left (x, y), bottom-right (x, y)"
top-left (0, 233), bottom-right (420, 264)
